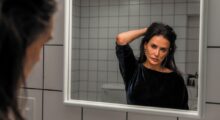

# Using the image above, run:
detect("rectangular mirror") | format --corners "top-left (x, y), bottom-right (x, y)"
top-left (64, 0), bottom-right (207, 118)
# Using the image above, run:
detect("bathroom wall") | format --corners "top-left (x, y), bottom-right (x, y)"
top-left (24, 0), bottom-right (220, 120)
top-left (70, 0), bottom-right (200, 103)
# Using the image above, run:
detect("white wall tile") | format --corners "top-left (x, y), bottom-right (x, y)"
top-left (99, 17), bottom-right (109, 27)
top-left (43, 91), bottom-right (81, 120)
top-left (80, 28), bottom-right (89, 38)
top-left (179, 104), bottom-right (220, 120)
top-left (89, 28), bottom-right (99, 38)
top-left (80, 60), bottom-right (88, 70)
top-left (188, 16), bottom-right (199, 27)
top-left (206, 48), bottom-right (220, 103)
top-left (187, 3), bottom-right (200, 15)
top-left (163, 0), bottom-right (174, 3)
top-left (79, 91), bottom-right (88, 100)
top-left (89, 18), bottom-right (99, 28)
top-left (140, 4), bottom-right (151, 15)
top-left (109, 6), bottom-right (119, 16)
top-left (151, 4), bottom-right (162, 15)
top-left (129, 16), bottom-right (139, 27)
top-left (151, 16), bottom-right (162, 23)
top-left (108, 50), bottom-right (117, 60)
top-left (174, 15), bottom-right (187, 26)
top-left (80, 70), bottom-right (88, 80)
top-left (109, 17), bottom-right (119, 27)
top-left (89, 50), bottom-right (98, 60)
top-left (129, 4), bottom-right (139, 16)
top-left (72, 69), bottom-right (80, 80)
top-left (110, 0), bottom-right (119, 5)
top-left (90, 7), bottom-right (99, 17)
top-left (80, 81), bottom-right (87, 91)
top-left (207, 0), bottom-right (220, 46)
top-left (187, 28), bottom-right (199, 39)
top-left (47, 0), bottom-right (64, 45)
top-left (175, 27), bottom-right (186, 39)
top-left (44, 46), bottom-right (63, 90)
top-left (140, 16), bottom-right (151, 27)
top-left (98, 50), bottom-right (108, 60)
top-left (175, 3), bottom-right (187, 14)
top-left (162, 16), bottom-right (174, 26)
top-left (163, 4), bottom-right (174, 15)
top-left (119, 16), bottom-right (129, 27)
top-left (151, 0), bottom-right (162, 4)
top-left (89, 60), bottom-right (98, 70)
top-left (120, 0), bottom-right (129, 5)
top-left (175, 51), bottom-right (186, 63)
top-left (89, 71), bottom-right (98, 81)
top-left (140, 0), bottom-right (151, 4)
top-left (108, 71), bottom-right (118, 83)
top-left (72, 49), bottom-right (79, 60)
top-left (108, 61), bottom-right (118, 71)
top-left (25, 89), bottom-right (42, 120)
top-left (176, 39), bottom-right (186, 51)
top-left (80, 39), bottom-right (89, 49)
top-left (119, 5), bottom-right (129, 16)
top-left (83, 108), bottom-right (126, 120)
top-left (81, 7), bottom-right (90, 17)
top-left (100, 0), bottom-right (109, 6)
top-left (88, 82), bottom-right (97, 91)
top-left (81, 0), bottom-right (89, 6)
top-left (175, 0), bottom-right (187, 3)
top-left (98, 71), bottom-right (108, 82)
top-left (89, 39), bottom-right (98, 49)
top-left (186, 63), bottom-right (198, 74)
top-left (128, 112), bottom-right (177, 120)
top-left (100, 6), bottom-right (109, 17)
top-left (26, 51), bottom-right (43, 89)
top-left (98, 61), bottom-right (108, 71)
top-left (99, 28), bottom-right (108, 38)
top-left (108, 28), bottom-right (119, 39)
top-left (186, 51), bottom-right (198, 63)
top-left (88, 92), bottom-right (97, 101)
top-left (90, 0), bottom-right (99, 6)
top-left (80, 50), bottom-right (89, 59)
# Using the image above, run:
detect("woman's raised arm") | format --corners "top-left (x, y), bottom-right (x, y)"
top-left (116, 28), bottom-right (147, 45)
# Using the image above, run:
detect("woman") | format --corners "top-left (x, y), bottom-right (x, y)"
top-left (116, 22), bottom-right (189, 110)
top-left (0, 0), bottom-right (56, 119)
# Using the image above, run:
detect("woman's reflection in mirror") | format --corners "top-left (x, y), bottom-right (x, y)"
top-left (115, 22), bottom-right (189, 110)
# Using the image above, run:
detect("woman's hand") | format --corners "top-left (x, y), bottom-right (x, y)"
top-left (116, 28), bottom-right (147, 45)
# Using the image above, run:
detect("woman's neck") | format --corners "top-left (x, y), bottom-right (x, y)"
top-left (143, 61), bottom-right (164, 72)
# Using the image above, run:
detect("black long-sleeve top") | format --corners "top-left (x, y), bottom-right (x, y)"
top-left (116, 44), bottom-right (189, 110)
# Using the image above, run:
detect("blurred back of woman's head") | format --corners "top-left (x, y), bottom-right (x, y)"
top-left (139, 22), bottom-right (178, 72)
top-left (0, 0), bottom-right (56, 119)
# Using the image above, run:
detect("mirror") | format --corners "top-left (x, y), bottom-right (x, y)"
top-left (64, 0), bottom-right (207, 118)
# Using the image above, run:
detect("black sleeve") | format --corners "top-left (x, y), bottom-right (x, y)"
top-left (115, 43), bottom-right (138, 85)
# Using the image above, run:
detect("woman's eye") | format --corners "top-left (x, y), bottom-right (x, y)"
top-left (151, 45), bottom-right (157, 49)
top-left (160, 48), bottom-right (167, 52)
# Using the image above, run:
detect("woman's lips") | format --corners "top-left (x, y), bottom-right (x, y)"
top-left (150, 58), bottom-right (159, 62)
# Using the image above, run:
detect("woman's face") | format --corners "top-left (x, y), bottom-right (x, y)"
top-left (144, 35), bottom-right (170, 67)
top-left (23, 20), bottom-right (53, 79)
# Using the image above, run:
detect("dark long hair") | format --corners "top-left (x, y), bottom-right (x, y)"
top-left (138, 22), bottom-right (179, 73)
top-left (0, 0), bottom-right (56, 119)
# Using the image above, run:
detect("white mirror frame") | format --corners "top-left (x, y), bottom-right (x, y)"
top-left (63, 0), bottom-right (208, 119)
